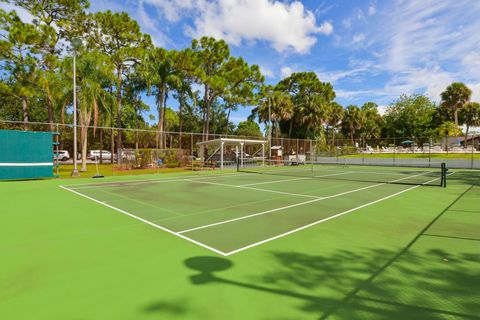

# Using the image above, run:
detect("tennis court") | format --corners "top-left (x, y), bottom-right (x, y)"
top-left (61, 162), bottom-right (448, 255)
top-left (2, 163), bottom-right (479, 320)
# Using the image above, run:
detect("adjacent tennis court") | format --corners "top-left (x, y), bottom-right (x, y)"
top-left (61, 162), bottom-right (449, 255)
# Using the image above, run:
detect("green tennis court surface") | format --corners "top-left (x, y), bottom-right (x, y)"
top-left (1, 168), bottom-right (479, 319)
top-left (62, 164), bottom-right (446, 255)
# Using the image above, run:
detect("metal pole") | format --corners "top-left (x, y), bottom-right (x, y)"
top-left (240, 142), bottom-right (244, 168)
top-left (471, 134), bottom-right (475, 169)
top-left (71, 50), bottom-right (79, 177)
top-left (262, 143), bottom-right (265, 166)
top-left (220, 141), bottom-right (224, 169)
top-left (268, 103), bottom-right (272, 160)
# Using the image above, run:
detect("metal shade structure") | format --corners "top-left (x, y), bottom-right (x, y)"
top-left (196, 138), bottom-right (267, 169)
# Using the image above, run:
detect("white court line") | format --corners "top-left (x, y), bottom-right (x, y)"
top-left (177, 171), bottom-right (434, 234)
top-left (184, 171), bottom-right (356, 200)
top-left (184, 179), bottom-right (321, 199)
top-left (0, 162), bottom-right (52, 166)
top-left (224, 173), bottom-right (454, 256)
top-left (239, 177), bottom-right (310, 187)
top-left (66, 172), bottom-right (250, 190)
top-left (238, 171), bottom-right (354, 187)
top-left (60, 171), bottom-right (451, 257)
top-left (59, 185), bottom-right (228, 256)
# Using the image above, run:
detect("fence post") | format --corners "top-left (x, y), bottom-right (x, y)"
top-left (191, 133), bottom-right (194, 171)
top-left (429, 138), bottom-right (431, 167)
top-left (393, 137), bottom-right (396, 165)
top-left (472, 134), bottom-right (475, 169)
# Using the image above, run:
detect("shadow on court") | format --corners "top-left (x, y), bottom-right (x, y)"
top-left (183, 180), bottom-right (480, 319)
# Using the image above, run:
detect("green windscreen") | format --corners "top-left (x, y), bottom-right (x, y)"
top-left (0, 130), bottom-right (53, 180)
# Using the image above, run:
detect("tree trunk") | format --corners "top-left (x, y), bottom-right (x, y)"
top-left (350, 131), bottom-right (354, 146)
top-left (178, 94), bottom-right (184, 148)
top-left (80, 125), bottom-right (88, 172)
top-left (116, 66), bottom-right (123, 163)
top-left (163, 91), bottom-right (168, 148)
top-left (332, 126), bottom-right (335, 147)
top-left (203, 84), bottom-right (210, 142)
top-left (454, 104), bottom-right (459, 126)
top-left (47, 94), bottom-right (55, 132)
top-left (465, 124), bottom-right (470, 147)
top-left (157, 87), bottom-right (165, 149)
top-left (225, 107), bottom-right (231, 135)
top-left (22, 97), bottom-right (28, 131)
top-left (288, 120), bottom-right (293, 138)
top-left (109, 86), bottom-right (114, 164)
top-left (99, 128), bottom-right (104, 165)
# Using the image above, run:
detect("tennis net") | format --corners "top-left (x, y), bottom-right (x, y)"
top-left (238, 159), bottom-right (447, 187)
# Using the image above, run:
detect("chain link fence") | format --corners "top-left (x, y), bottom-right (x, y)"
top-left (1, 120), bottom-right (479, 178)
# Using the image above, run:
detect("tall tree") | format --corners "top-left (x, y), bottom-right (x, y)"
top-left (326, 102), bottom-right (344, 146)
top-left (170, 48), bottom-right (197, 147)
top-left (461, 102), bottom-right (480, 140)
top-left (342, 105), bottom-right (363, 145)
top-left (138, 47), bottom-right (175, 149)
top-left (276, 72), bottom-right (335, 138)
top-left (440, 82), bottom-right (472, 126)
top-left (251, 85), bottom-right (294, 138)
top-left (87, 10), bottom-right (152, 154)
top-left (360, 102), bottom-right (382, 140)
top-left (235, 120), bottom-right (262, 138)
top-left (0, 9), bottom-right (40, 129)
top-left (382, 94), bottom-right (437, 139)
top-left (191, 37), bottom-right (230, 141)
top-left (62, 50), bottom-right (114, 171)
top-left (10, 0), bottom-right (90, 131)
top-left (221, 57), bottom-right (264, 133)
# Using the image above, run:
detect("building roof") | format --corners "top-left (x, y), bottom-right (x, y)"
top-left (196, 138), bottom-right (267, 146)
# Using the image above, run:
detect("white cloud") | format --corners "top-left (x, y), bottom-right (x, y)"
top-left (383, 66), bottom-right (455, 103)
top-left (318, 21), bottom-right (334, 35)
top-left (342, 18), bottom-right (352, 29)
top-left (280, 66), bottom-right (294, 78)
top-left (259, 66), bottom-right (275, 79)
top-left (343, 0), bottom-right (480, 102)
top-left (316, 60), bottom-right (378, 84)
top-left (352, 33), bottom-right (366, 43)
top-left (468, 83), bottom-right (480, 102)
top-left (140, 0), bottom-right (332, 54)
top-left (368, 5), bottom-right (376, 16)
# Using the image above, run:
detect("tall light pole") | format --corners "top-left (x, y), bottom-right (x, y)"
top-left (71, 37), bottom-right (82, 177)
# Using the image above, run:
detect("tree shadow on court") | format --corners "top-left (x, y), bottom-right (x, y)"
top-left (184, 182), bottom-right (480, 319)
top-left (184, 248), bottom-right (479, 319)
top-left (142, 298), bottom-right (190, 316)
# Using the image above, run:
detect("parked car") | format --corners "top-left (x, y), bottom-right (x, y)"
top-left (89, 150), bottom-right (113, 160)
top-left (54, 150), bottom-right (70, 161)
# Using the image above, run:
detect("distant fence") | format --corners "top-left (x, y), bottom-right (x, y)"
top-left (1, 120), bottom-right (479, 174)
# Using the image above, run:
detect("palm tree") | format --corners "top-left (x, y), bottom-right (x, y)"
top-left (67, 50), bottom-right (114, 171)
top-left (170, 49), bottom-right (196, 147)
top-left (440, 82), bottom-right (472, 126)
top-left (342, 105), bottom-right (364, 146)
top-left (297, 95), bottom-right (330, 136)
top-left (138, 47), bottom-right (176, 149)
top-left (437, 121), bottom-right (462, 152)
top-left (327, 102), bottom-right (344, 146)
top-left (252, 86), bottom-right (294, 138)
top-left (461, 102), bottom-right (480, 141)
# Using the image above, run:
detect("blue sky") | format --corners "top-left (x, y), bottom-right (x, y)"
top-left (3, 0), bottom-right (480, 126)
